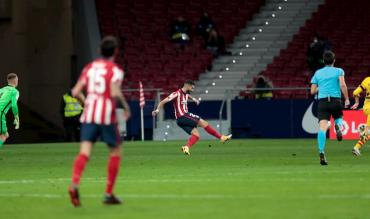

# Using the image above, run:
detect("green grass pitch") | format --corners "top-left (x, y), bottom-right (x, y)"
top-left (0, 139), bottom-right (370, 219)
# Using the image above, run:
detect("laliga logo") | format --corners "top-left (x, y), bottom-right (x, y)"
top-left (328, 120), bottom-right (349, 134)
top-left (339, 120), bottom-right (349, 135)
top-left (349, 121), bottom-right (366, 134)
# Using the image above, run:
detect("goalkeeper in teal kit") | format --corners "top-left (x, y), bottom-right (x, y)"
top-left (0, 73), bottom-right (20, 148)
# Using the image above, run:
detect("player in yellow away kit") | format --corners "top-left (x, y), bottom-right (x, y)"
top-left (351, 77), bottom-right (370, 156)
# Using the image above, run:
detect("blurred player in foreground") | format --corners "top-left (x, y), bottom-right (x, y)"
top-left (152, 81), bottom-right (232, 155)
top-left (68, 36), bottom-right (131, 207)
top-left (0, 73), bottom-right (20, 148)
top-left (310, 51), bottom-right (350, 165)
top-left (351, 77), bottom-right (370, 156)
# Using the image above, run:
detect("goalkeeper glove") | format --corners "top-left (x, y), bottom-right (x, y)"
top-left (14, 115), bottom-right (19, 130)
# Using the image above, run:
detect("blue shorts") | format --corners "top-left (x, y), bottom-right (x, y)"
top-left (80, 123), bottom-right (121, 147)
top-left (176, 113), bottom-right (201, 135)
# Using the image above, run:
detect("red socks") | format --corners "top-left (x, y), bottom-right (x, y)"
top-left (204, 125), bottom-right (222, 139)
top-left (186, 125), bottom-right (221, 147)
top-left (106, 156), bottom-right (121, 195)
top-left (71, 154), bottom-right (121, 195)
top-left (71, 154), bottom-right (89, 185)
top-left (187, 134), bottom-right (200, 148)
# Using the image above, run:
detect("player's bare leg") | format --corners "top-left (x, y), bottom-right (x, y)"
top-left (69, 141), bottom-right (92, 207)
top-left (182, 128), bottom-right (199, 155)
top-left (318, 120), bottom-right (329, 165)
top-left (353, 124), bottom-right (369, 156)
top-left (0, 133), bottom-right (9, 149)
top-left (198, 119), bottom-right (232, 143)
top-left (104, 145), bottom-right (122, 205)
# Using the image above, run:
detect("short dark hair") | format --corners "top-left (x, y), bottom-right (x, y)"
top-left (100, 36), bottom-right (119, 58)
top-left (184, 80), bottom-right (195, 86)
top-left (323, 51), bottom-right (335, 65)
top-left (7, 73), bottom-right (17, 81)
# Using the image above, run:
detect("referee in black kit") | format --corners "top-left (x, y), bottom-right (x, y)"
top-left (310, 51), bottom-right (350, 165)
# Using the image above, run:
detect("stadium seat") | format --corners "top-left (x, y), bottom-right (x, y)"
top-left (242, 0), bottom-right (370, 99)
top-left (95, 0), bottom-right (264, 99)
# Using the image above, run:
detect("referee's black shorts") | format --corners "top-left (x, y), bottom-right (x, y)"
top-left (317, 97), bottom-right (343, 121)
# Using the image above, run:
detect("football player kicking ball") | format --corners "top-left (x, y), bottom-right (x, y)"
top-left (68, 36), bottom-right (131, 207)
top-left (0, 73), bottom-right (20, 148)
top-left (351, 76), bottom-right (370, 156)
top-left (152, 81), bottom-right (232, 155)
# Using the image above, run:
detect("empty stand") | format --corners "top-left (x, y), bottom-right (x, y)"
top-left (95, 0), bottom-right (264, 99)
top-left (195, 0), bottom-right (324, 100)
top-left (252, 0), bottom-right (370, 99)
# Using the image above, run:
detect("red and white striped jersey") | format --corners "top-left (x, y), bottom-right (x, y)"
top-left (167, 89), bottom-right (189, 119)
top-left (78, 58), bottom-right (124, 125)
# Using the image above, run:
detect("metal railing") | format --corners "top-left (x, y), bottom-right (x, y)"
top-left (122, 86), bottom-right (358, 135)
top-left (122, 88), bottom-right (162, 93)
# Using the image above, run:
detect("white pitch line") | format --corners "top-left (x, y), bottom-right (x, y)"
top-left (224, 169), bottom-right (370, 176)
top-left (0, 193), bottom-right (237, 200)
top-left (0, 177), bottom-right (366, 186)
top-left (0, 177), bottom-right (102, 184)
top-left (0, 168), bottom-right (368, 185)
top-left (0, 168), bottom-right (366, 184)
top-left (0, 178), bottom-right (231, 184)
top-left (0, 176), bottom-right (367, 185)
top-left (0, 193), bottom-right (370, 200)
top-left (0, 193), bottom-right (62, 198)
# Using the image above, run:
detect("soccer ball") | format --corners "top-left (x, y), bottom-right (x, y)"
top-left (358, 124), bottom-right (366, 136)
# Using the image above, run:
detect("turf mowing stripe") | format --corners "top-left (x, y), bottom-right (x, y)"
top-left (1, 193), bottom-right (370, 200)
top-left (0, 175), bottom-right (368, 185)
top-left (0, 193), bottom-right (237, 199)
top-left (0, 177), bottom-right (101, 184)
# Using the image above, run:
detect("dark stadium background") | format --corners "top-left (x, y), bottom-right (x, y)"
top-left (0, 0), bottom-right (367, 143)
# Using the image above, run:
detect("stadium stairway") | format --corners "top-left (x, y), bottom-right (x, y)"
top-left (95, 0), bottom-right (264, 100)
top-left (96, 0), bottom-right (264, 140)
top-left (194, 0), bottom-right (324, 100)
top-left (256, 0), bottom-right (370, 99)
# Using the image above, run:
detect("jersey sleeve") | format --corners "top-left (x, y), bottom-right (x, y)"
top-left (353, 77), bottom-right (370, 97)
top-left (11, 89), bottom-right (19, 116)
top-left (111, 66), bottom-right (124, 83)
top-left (353, 86), bottom-right (363, 97)
top-left (361, 77), bottom-right (370, 90)
top-left (166, 91), bottom-right (178, 101)
top-left (310, 74), bottom-right (318, 84)
top-left (338, 68), bottom-right (345, 76)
